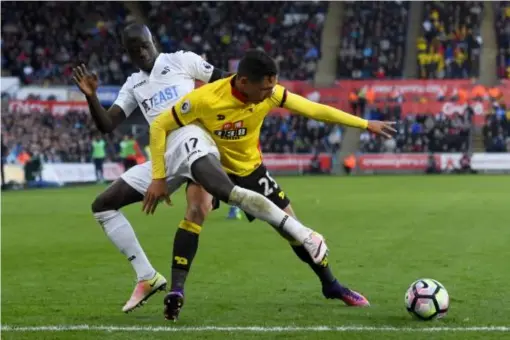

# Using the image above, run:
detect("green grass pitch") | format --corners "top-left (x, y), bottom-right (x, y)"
top-left (2, 175), bottom-right (510, 340)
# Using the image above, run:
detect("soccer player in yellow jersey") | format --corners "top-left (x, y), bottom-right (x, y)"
top-left (146, 50), bottom-right (396, 320)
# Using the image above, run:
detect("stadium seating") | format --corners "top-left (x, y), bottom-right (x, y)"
top-left (142, 1), bottom-right (327, 80)
top-left (1, 2), bottom-right (134, 85)
top-left (337, 1), bottom-right (409, 79)
top-left (483, 111), bottom-right (510, 152)
top-left (2, 2), bottom-right (327, 84)
top-left (360, 113), bottom-right (471, 153)
top-left (495, 1), bottom-right (510, 79)
top-left (260, 115), bottom-right (342, 154)
top-left (1, 109), bottom-right (123, 164)
top-left (1, 1), bottom-right (506, 164)
top-left (1, 108), bottom-right (340, 164)
top-left (417, 1), bottom-right (483, 79)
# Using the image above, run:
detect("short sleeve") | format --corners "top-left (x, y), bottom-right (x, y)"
top-left (178, 51), bottom-right (215, 83)
top-left (112, 77), bottom-right (138, 117)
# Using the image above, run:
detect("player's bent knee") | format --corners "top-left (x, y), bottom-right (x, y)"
top-left (185, 202), bottom-right (211, 226)
top-left (91, 179), bottom-right (144, 213)
top-left (91, 193), bottom-right (110, 213)
top-left (185, 182), bottom-right (213, 225)
top-left (91, 188), bottom-right (121, 213)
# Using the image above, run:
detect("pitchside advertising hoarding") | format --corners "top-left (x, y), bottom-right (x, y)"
top-left (356, 153), bottom-right (510, 173)
top-left (4, 153), bottom-right (509, 185)
top-left (3, 153), bottom-right (333, 185)
top-left (6, 79), bottom-right (509, 126)
top-left (67, 86), bottom-right (121, 106)
top-left (7, 100), bottom-right (89, 116)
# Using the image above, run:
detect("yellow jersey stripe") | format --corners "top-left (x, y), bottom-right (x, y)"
top-left (171, 107), bottom-right (184, 127)
top-left (280, 89), bottom-right (288, 107)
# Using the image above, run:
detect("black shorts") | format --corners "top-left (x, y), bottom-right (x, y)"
top-left (229, 164), bottom-right (291, 222)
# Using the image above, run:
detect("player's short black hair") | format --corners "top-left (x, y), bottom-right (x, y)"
top-left (237, 50), bottom-right (278, 83)
top-left (122, 23), bottom-right (151, 40)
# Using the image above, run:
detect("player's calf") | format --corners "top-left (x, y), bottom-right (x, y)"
top-left (168, 183), bottom-right (212, 295)
top-left (165, 182), bottom-right (216, 320)
top-left (184, 182), bottom-right (213, 225)
top-left (228, 186), bottom-right (328, 264)
top-left (170, 219), bottom-right (202, 293)
top-left (190, 155), bottom-right (328, 264)
top-left (91, 178), bottom-right (165, 312)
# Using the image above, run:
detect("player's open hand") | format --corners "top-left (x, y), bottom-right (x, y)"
top-left (367, 120), bottom-right (397, 139)
top-left (72, 63), bottom-right (98, 97)
top-left (142, 179), bottom-right (172, 215)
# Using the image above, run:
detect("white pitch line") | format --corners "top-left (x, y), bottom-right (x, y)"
top-left (1, 325), bottom-right (509, 333)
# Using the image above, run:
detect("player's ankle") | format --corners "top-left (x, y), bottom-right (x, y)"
top-left (138, 270), bottom-right (157, 282)
top-left (322, 278), bottom-right (338, 287)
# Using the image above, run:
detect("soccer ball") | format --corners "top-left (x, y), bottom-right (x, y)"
top-left (405, 278), bottom-right (449, 321)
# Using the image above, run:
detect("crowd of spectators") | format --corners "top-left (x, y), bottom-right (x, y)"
top-left (1, 107), bottom-right (342, 166)
top-left (260, 115), bottom-right (343, 155)
top-left (5, 1), bottom-right (510, 84)
top-left (143, 1), bottom-right (327, 80)
top-left (3, 106), bottom-right (507, 166)
top-left (337, 1), bottom-right (409, 79)
top-left (1, 109), bottom-right (123, 164)
top-left (1, 2), bottom-right (135, 86)
top-left (483, 108), bottom-right (510, 152)
top-left (2, 1), bottom-right (510, 164)
top-left (417, 1), bottom-right (483, 79)
top-left (495, 1), bottom-right (510, 79)
top-left (1, 1), bottom-right (326, 85)
top-left (360, 107), bottom-right (472, 153)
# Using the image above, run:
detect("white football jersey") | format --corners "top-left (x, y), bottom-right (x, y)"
top-left (113, 51), bottom-right (214, 124)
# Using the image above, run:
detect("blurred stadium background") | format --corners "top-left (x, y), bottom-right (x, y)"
top-left (2, 0), bottom-right (509, 185)
top-left (2, 1), bottom-right (510, 339)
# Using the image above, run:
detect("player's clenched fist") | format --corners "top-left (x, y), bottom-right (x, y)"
top-left (72, 63), bottom-right (98, 97)
top-left (367, 120), bottom-right (397, 139)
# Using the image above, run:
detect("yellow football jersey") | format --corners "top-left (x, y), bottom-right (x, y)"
top-left (150, 75), bottom-right (368, 179)
top-left (167, 76), bottom-right (284, 176)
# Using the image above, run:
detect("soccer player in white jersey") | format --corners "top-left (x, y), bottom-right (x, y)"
top-left (72, 24), bottom-right (230, 313)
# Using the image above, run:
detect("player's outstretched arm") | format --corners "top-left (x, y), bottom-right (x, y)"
top-left (282, 91), bottom-right (396, 138)
top-left (72, 64), bottom-right (126, 133)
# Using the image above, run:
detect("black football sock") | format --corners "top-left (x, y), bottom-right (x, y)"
top-left (291, 245), bottom-right (336, 286)
top-left (170, 220), bottom-right (201, 292)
